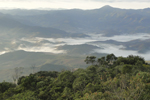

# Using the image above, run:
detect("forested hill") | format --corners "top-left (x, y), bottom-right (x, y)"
top-left (1, 54), bottom-right (150, 100)
top-left (1, 6), bottom-right (150, 35)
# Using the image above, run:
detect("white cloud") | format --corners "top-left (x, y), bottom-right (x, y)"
top-left (93, 0), bottom-right (150, 2)
top-left (0, 0), bottom-right (150, 10)
top-left (0, 0), bottom-right (150, 2)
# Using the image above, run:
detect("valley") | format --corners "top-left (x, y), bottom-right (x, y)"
top-left (0, 6), bottom-right (150, 82)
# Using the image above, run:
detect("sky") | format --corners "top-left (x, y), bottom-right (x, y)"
top-left (0, 0), bottom-right (150, 10)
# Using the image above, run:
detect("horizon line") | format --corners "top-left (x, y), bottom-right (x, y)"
top-left (0, 5), bottom-right (150, 11)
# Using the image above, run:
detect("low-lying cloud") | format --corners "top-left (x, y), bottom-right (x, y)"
top-left (17, 43), bottom-right (66, 54)
top-left (1, 33), bottom-right (150, 60)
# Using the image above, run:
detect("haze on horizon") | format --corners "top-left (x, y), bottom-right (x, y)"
top-left (0, 0), bottom-right (150, 10)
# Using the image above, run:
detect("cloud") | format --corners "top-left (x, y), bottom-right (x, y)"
top-left (93, 0), bottom-right (150, 2)
top-left (0, 0), bottom-right (150, 2)
top-left (0, 0), bottom-right (149, 10)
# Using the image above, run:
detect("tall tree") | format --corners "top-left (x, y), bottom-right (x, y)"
top-left (12, 67), bottom-right (23, 85)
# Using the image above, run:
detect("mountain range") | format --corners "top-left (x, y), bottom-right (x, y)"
top-left (1, 5), bottom-right (150, 35)
top-left (0, 5), bottom-right (150, 82)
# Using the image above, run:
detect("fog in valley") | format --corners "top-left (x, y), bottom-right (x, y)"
top-left (1, 33), bottom-right (150, 60)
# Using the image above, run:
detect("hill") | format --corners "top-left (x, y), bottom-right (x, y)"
top-left (0, 54), bottom-right (150, 99)
top-left (0, 50), bottom-right (107, 82)
top-left (0, 13), bottom-right (85, 39)
top-left (1, 6), bottom-right (150, 35)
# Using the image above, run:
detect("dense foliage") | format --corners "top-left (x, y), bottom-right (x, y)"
top-left (1, 54), bottom-right (150, 100)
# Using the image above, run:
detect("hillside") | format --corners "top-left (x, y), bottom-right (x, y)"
top-left (0, 50), bottom-right (88, 82)
top-left (1, 5), bottom-right (150, 35)
top-left (0, 50), bottom-right (106, 82)
top-left (0, 13), bottom-right (84, 39)
top-left (0, 54), bottom-right (150, 100)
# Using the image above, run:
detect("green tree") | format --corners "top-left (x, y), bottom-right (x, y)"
top-left (106, 53), bottom-right (117, 64)
top-left (85, 56), bottom-right (96, 65)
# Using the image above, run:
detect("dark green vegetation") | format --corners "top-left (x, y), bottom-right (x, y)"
top-left (1, 54), bottom-right (150, 100)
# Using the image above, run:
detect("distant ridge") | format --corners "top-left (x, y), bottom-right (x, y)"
top-left (0, 6), bottom-right (150, 35)
top-left (100, 5), bottom-right (114, 9)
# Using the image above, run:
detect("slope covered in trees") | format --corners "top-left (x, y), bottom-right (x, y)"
top-left (0, 54), bottom-right (150, 100)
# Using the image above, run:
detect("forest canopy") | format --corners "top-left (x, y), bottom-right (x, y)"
top-left (0, 54), bottom-right (150, 100)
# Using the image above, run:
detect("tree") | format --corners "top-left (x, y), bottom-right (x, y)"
top-left (73, 73), bottom-right (89, 92)
top-left (31, 64), bottom-right (36, 74)
top-left (12, 67), bottom-right (24, 85)
top-left (57, 71), bottom-right (75, 88)
top-left (122, 64), bottom-right (133, 74)
top-left (85, 56), bottom-right (96, 65)
top-left (97, 57), bottom-right (107, 67)
top-left (0, 82), bottom-right (16, 93)
top-left (106, 53), bottom-right (117, 64)
top-left (61, 87), bottom-right (73, 99)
